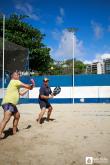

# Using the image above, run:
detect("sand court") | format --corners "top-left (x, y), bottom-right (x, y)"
top-left (0, 104), bottom-right (110, 165)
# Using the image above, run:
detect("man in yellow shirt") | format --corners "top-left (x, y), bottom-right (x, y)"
top-left (0, 72), bottom-right (34, 139)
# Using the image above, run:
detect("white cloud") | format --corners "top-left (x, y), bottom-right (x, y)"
top-left (15, 3), bottom-right (40, 21)
top-left (60, 8), bottom-right (64, 16)
top-left (52, 30), bottom-right (85, 60)
top-left (56, 7), bottom-right (65, 25)
top-left (56, 16), bottom-right (63, 24)
top-left (100, 53), bottom-right (110, 59)
top-left (91, 20), bottom-right (104, 39)
top-left (94, 53), bottom-right (110, 62)
top-left (51, 29), bottom-right (61, 40)
top-left (83, 60), bottom-right (93, 64)
top-left (84, 59), bottom-right (98, 64)
top-left (108, 25), bottom-right (110, 32)
top-left (84, 53), bottom-right (110, 64)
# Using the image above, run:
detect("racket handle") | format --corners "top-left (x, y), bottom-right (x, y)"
top-left (30, 79), bottom-right (35, 86)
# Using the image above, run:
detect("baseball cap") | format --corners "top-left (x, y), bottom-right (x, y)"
top-left (43, 77), bottom-right (49, 82)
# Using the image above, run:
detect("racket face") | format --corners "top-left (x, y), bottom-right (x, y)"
top-left (53, 87), bottom-right (61, 95)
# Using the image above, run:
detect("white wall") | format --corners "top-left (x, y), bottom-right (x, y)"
top-left (0, 86), bottom-right (110, 99)
top-left (29, 86), bottom-right (110, 99)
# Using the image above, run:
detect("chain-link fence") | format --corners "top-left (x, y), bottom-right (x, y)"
top-left (0, 37), bottom-right (29, 86)
top-left (0, 36), bottom-right (29, 101)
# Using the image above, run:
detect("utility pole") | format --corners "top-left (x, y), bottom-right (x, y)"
top-left (0, 13), bottom-right (5, 98)
top-left (67, 28), bottom-right (78, 104)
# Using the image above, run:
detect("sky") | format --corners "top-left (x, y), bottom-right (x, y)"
top-left (1, 0), bottom-right (110, 62)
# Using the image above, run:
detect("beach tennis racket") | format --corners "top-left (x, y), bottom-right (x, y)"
top-left (53, 86), bottom-right (61, 96)
top-left (30, 79), bottom-right (35, 89)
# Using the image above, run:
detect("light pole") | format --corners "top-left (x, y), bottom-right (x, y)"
top-left (0, 13), bottom-right (5, 97)
top-left (67, 28), bottom-right (78, 104)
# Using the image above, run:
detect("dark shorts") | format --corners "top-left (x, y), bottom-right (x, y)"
top-left (2, 103), bottom-right (18, 114)
top-left (39, 101), bottom-right (51, 110)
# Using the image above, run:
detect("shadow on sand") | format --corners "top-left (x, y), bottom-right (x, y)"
top-left (3, 128), bottom-right (14, 139)
top-left (39, 117), bottom-right (55, 124)
top-left (3, 125), bottom-right (32, 139)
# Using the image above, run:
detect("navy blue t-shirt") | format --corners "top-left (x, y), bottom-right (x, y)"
top-left (39, 85), bottom-right (52, 102)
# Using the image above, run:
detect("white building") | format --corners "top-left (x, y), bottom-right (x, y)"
top-left (86, 58), bottom-right (110, 74)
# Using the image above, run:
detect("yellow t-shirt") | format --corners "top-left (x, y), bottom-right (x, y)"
top-left (2, 79), bottom-right (22, 105)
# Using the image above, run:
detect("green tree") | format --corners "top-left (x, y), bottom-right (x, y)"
top-left (74, 59), bottom-right (86, 74)
top-left (64, 58), bottom-right (86, 74)
top-left (0, 14), bottom-right (53, 74)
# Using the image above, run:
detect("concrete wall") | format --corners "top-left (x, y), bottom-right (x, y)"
top-left (0, 75), bottom-right (110, 103)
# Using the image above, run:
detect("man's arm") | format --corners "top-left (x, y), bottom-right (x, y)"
top-left (50, 88), bottom-right (54, 97)
top-left (19, 81), bottom-right (34, 96)
top-left (20, 82), bottom-right (33, 90)
top-left (19, 89), bottom-right (29, 96)
top-left (40, 95), bottom-right (53, 99)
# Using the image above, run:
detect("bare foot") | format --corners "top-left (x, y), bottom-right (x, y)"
top-left (36, 118), bottom-right (39, 122)
top-left (13, 131), bottom-right (17, 135)
top-left (13, 127), bottom-right (19, 135)
top-left (0, 133), bottom-right (5, 139)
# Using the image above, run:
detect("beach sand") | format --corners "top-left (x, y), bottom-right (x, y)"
top-left (0, 104), bottom-right (110, 165)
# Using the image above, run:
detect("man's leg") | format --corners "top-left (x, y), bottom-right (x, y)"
top-left (37, 102), bottom-right (46, 124)
top-left (47, 105), bottom-right (53, 121)
top-left (13, 111), bottom-right (20, 135)
top-left (37, 108), bottom-right (46, 124)
top-left (0, 111), bottom-right (12, 138)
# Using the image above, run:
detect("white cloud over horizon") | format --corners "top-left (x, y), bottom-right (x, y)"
top-left (60, 8), bottom-right (65, 16)
top-left (51, 29), bottom-right (61, 40)
top-left (108, 25), bottom-right (110, 32)
top-left (91, 20), bottom-right (104, 39)
top-left (56, 16), bottom-right (63, 24)
top-left (56, 7), bottom-right (65, 25)
top-left (100, 53), bottom-right (110, 59)
top-left (15, 2), bottom-right (40, 21)
top-left (84, 53), bottom-right (110, 64)
top-left (51, 29), bottom-right (85, 60)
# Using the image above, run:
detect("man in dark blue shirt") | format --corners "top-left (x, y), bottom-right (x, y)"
top-left (37, 78), bottom-right (54, 124)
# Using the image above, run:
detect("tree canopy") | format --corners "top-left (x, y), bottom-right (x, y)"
top-left (74, 59), bottom-right (86, 74)
top-left (0, 14), bottom-right (53, 74)
top-left (64, 59), bottom-right (86, 74)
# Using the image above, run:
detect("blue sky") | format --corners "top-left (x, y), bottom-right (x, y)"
top-left (1, 0), bottom-right (110, 62)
